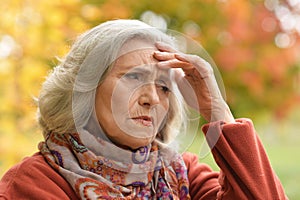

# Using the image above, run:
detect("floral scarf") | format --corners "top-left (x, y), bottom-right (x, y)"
top-left (38, 129), bottom-right (190, 199)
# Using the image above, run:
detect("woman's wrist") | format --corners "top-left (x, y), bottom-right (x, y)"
top-left (206, 102), bottom-right (235, 123)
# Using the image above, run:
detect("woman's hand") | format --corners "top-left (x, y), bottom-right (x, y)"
top-left (154, 42), bottom-right (235, 123)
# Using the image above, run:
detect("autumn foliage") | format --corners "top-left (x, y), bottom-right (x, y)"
top-left (0, 0), bottom-right (299, 176)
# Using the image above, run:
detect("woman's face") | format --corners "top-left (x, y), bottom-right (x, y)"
top-left (95, 41), bottom-right (171, 150)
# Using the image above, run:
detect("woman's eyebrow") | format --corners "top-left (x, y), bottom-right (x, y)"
top-left (129, 67), bottom-right (152, 74)
top-left (158, 74), bottom-right (171, 84)
top-left (123, 65), bottom-right (171, 82)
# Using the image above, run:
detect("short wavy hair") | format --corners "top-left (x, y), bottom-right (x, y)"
top-left (37, 19), bottom-right (187, 145)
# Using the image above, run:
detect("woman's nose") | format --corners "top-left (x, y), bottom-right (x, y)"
top-left (138, 84), bottom-right (160, 108)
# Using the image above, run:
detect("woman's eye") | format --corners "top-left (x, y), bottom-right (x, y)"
top-left (161, 86), bottom-right (170, 93)
top-left (124, 73), bottom-right (140, 80)
top-left (157, 84), bottom-right (170, 94)
top-left (156, 80), bottom-right (170, 94)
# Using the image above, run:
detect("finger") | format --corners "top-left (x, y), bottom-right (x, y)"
top-left (175, 53), bottom-right (207, 67)
top-left (174, 53), bottom-right (189, 62)
top-left (155, 42), bottom-right (178, 53)
top-left (173, 69), bottom-right (185, 84)
top-left (153, 51), bottom-right (175, 61)
top-left (173, 69), bottom-right (200, 110)
top-left (175, 53), bottom-right (213, 78)
top-left (156, 59), bottom-right (194, 70)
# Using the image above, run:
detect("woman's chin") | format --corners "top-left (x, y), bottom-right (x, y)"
top-left (119, 136), bottom-right (153, 150)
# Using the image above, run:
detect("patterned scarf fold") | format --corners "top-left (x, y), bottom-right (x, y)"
top-left (38, 130), bottom-right (190, 199)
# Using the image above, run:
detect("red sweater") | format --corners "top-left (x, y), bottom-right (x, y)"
top-left (0, 119), bottom-right (287, 199)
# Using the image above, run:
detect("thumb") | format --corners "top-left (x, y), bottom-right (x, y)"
top-left (173, 69), bottom-right (199, 111)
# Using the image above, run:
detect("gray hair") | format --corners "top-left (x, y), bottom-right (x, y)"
top-left (37, 19), bottom-right (187, 145)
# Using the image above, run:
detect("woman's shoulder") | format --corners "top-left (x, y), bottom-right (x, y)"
top-left (0, 152), bottom-right (77, 199)
top-left (0, 152), bottom-right (46, 184)
top-left (1, 152), bottom-right (51, 182)
top-left (0, 153), bottom-right (53, 197)
top-left (16, 152), bottom-right (47, 168)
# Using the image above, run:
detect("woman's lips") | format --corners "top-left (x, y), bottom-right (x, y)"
top-left (131, 116), bottom-right (153, 127)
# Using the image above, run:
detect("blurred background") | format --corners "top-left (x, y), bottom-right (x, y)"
top-left (0, 0), bottom-right (299, 198)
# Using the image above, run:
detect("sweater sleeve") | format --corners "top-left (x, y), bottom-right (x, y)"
top-left (0, 153), bottom-right (78, 200)
top-left (197, 118), bottom-right (287, 200)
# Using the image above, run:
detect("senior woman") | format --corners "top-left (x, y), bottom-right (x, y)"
top-left (0, 19), bottom-right (287, 199)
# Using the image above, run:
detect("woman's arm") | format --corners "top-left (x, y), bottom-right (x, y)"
top-left (183, 119), bottom-right (287, 199)
top-left (154, 42), bottom-right (287, 199)
top-left (203, 118), bottom-right (287, 199)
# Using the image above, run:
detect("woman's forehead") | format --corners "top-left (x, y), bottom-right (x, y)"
top-left (114, 48), bottom-right (158, 68)
top-left (113, 49), bottom-right (171, 80)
